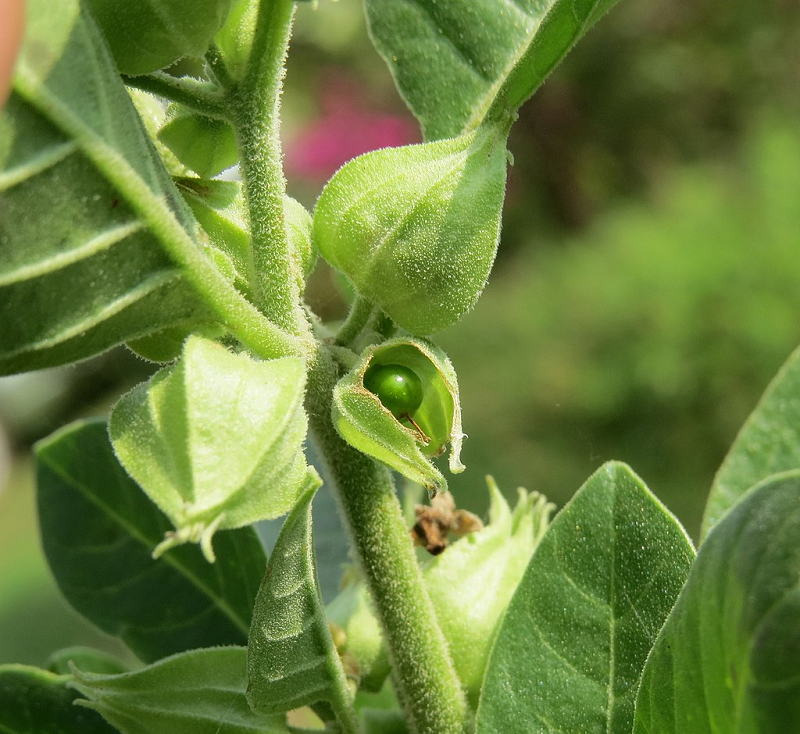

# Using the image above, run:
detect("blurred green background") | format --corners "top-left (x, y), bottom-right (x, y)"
top-left (1, 0), bottom-right (799, 666)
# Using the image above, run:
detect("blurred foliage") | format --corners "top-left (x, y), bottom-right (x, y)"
top-left (439, 113), bottom-right (800, 538)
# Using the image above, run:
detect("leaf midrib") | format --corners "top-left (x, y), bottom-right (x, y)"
top-left (41, 452), bottom-right (250, 637)
top-left (12, 62), bottom-right (296, 361)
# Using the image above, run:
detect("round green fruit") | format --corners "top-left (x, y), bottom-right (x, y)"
top-left (363, 364), bottom-right (423, 419)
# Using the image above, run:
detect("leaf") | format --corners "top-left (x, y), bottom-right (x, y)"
top-left (110, 335), bottom-right (309, 561)
top-left (36, 419), bottom-right (266, 663)
top-left (71, 647), bottom-right (290, 734)
top-left (0, 664), bottom-right (116, 734)
top-left (634, 471), bottom-right (800, 734)
top-left (159, 107), bottom-right (238, 179)
top-left (84, 0), bottom-right (235, 76)
top-left (365, 0), bottom-right (620, 140)
top-left (0, 0), bottom-right (247, 376)
top-left (46, 647), bottom-right (128, 676)
top-left (247, 481), bottom-right (356, 725)
top-left (701, 345), bottom-right (800, 541)
top-left (313, 124), bottom-right (508, 335)
top-left (476, 462), bottom-right (695, 734)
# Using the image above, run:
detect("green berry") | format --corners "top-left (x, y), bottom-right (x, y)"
top-left (363, 364), bottom-right (423, 419)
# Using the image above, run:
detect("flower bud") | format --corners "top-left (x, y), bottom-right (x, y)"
top-left (313, 124), bottom-right (509, 335)
top-left (109, 336), bottom-right (309, 561)
top-left (332, 337), bottom-right (464, 495)
top-left (326, 479), bottom-right (554, 704)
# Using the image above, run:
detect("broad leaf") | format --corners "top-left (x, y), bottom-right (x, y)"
top-left (36, 419), bottom-right (266, 663)
top-left (0, 665), bottom-right (116, 734)
top-left (366, 0), bottom-right (620, 140)
top-left (701, 345), bottom-right (800, 541)
top-left (0, 0), bottom-right (230, 375)
top-left (247, 482), bottom-right (357, 727)
top-left (634, 471), bottom-right (800, 733)
top-left (476, 462), bottom-right (695, 734)
top-left (84, 0), bottom-right (234, 76)
top-left (72, 647), bottom-right (289, 734)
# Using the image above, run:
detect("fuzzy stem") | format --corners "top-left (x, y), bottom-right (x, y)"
top-left (307, 349), bottom-right (467, 734)
top-left (205, 43), bottom-right (234, 90)
top-left (122, 73), bottom-right (227, 119)
top-left (335, 296), bottom-right (375, 347)
top-left (230, 0), bottom-right (303, 334)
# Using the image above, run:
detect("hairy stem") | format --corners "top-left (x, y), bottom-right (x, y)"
top-left (335, 296), bottom-right (375, 347)
top-left (122, 73), bottom-right (227, 119)
top-left (230, 0), bottom-right (303, 334)
top-left (307, 349), bottom-right (467, 734)
top-left (205, 43), bottom-right (234, 90)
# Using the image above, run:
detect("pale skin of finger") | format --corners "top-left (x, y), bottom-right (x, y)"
top-left (0, 0), bottom-right (25, 107)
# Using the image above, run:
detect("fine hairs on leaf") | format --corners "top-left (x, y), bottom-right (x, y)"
top-left (3, 0), bottom-right (798, 732)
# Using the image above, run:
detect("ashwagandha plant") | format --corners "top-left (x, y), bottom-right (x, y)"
top-left (1, 0), bottom-right (799, 732)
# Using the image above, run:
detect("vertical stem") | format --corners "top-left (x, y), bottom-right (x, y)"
top-left (307, 350), bottom-right (467, 734)
top-left (231, 0), bottom-right (302, 334)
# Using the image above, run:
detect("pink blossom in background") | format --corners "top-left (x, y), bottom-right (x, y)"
top-left (284, 74), bottom-right (419, 182)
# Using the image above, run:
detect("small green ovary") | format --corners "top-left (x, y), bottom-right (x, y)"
top-left (363, 364), bottom-right (423, 419)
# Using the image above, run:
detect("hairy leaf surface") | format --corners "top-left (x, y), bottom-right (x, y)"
top-left (366, 0), bottom-right (620, 139)
top-left (110, 336), bottom-right (309, 560)
top-left (36, 420), bottom-right (266, 662)
top-left (0, 665), bottom-right (116, 734)
top-left (314, 125), bottom-right (507, 335)
top-left (635, 472), bottom-right (800, 733)
top-left (247, 483), bottom-right (355, 719)
top-left (0, 0), bottom-right (224, 375)
top-left (701, 345), bottom-right (800, 540)
top-left (72, 647), bottom-right (290, 734)
top-left (477, 462), bottom-right (695, 734)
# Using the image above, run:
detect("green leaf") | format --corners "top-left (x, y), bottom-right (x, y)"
top-left (84, 0), bottom-right (235, 76)
top-left (159, 107), bottom-right (238, 179)
top-left (46, 647), bottom-right (128, 677)
top-left (332, 337), bottom-right (465, 494)
top-left (1, 0), bottom-right (289, 376)
top-left (0, 665), bottom-right (116, 734)
top-left (634, 471), bottom-right (800, 733)
top-left (247, 481), bottom-right (357, 728)
top-left (365, 0), bottom-right (620, 140)
top-left (36, 419), bottom-right (266, 663)
top-left (313, 123), bottom-right (508, 335)
top-left (701, 345), bottom-right (800, 541)
top-left (176, 177), bottom-right (253, 298)
top-left (71, 647), bottom-right (290, 734)
top-left (110, 336), bottom-right (309, 561)
top-left (0, 0), bottom-right (215, 376)
top-left (476, 462), bottom-right (695, 734)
